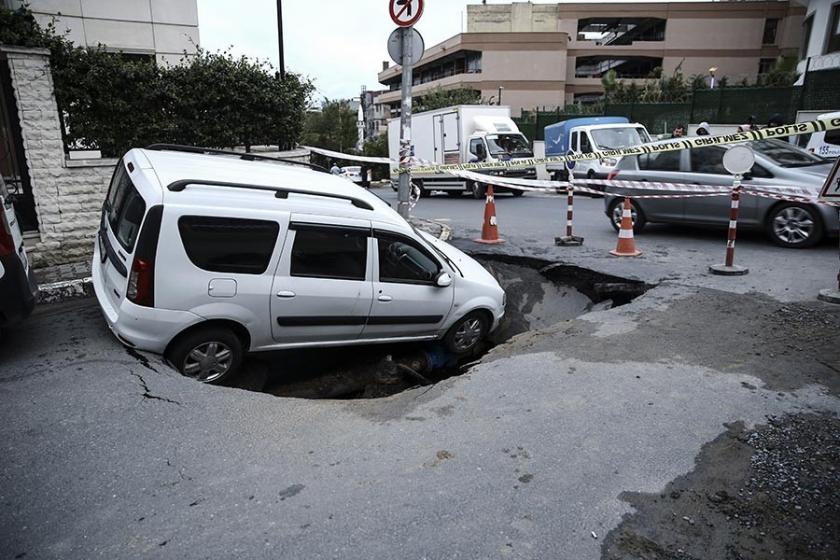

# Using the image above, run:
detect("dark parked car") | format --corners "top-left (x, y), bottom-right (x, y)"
top-left (0, 177), bottom-right (38, 330)
top-left (604, 139), bottom-right (840, 248)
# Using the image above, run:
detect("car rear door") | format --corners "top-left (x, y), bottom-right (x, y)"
top-left (361, 227), bottom-right (454, 340)
top-left (270, 216), bottom-right (374, 344)
top-left (98, 160), bottom-right (149, 312)
top-left (683, 146), bottom-right (757, 225)
top-left (613, 150), bottom-right (686, 222)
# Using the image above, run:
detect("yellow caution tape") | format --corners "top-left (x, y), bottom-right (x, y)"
top-left (401, 117), bottom-right (840, 175)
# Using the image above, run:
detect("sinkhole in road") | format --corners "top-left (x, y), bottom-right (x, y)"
top-left (229, 255), bottom-right (650, 399)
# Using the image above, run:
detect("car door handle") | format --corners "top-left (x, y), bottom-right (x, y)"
top-left (378, 295), bottom-right (393, 302)
top-left (276, 291), bottom-right (296, 298)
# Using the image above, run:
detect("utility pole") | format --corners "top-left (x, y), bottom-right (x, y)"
top-left (397, 26), bottom-right (414, 219)
top-left (276, 0), bottom-right (285, 79)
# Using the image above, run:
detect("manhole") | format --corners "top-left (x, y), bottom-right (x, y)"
top-left (227, 255), bottom-right (650, 399)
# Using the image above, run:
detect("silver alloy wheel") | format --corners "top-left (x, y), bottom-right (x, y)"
top-left (772, 206), bottom-right (815, 244)
top-left (182, 341), bottom-right (233, 383)
top-left (612, 203), bottom-right (637, 228)
top-left (453, 317), bottom-right (484, 352)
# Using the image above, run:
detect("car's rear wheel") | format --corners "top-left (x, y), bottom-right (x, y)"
top-left (766, 203), bottom-right (824, 248)
top-left (444, 311), bottom-right (489, 354)
top-left (166, 326), bottom-right (244, 384)
top-left (608, 199), bottom-right (646, 233)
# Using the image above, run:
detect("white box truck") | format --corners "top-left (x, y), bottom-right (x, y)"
top-left (388, 105), bottom-right (535, 198)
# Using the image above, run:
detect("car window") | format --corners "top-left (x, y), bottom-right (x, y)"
top-left (690, 147), bottom-right (728, 174)
top-left (376, 232), bottom-right (440, 284)
top-left (106, 164), bottom-right (146, 251)
top-left (639, 150), bottom-right (681, 171)
top-left (579, 132), bottom-right (592, 153)
top-left (290, 226), bottom-right (367, 281)
top-left (179, 216), bottom-right (279, 274)
top-left (825, 129), bottom-right (840, 146)
top-left (752, 139), bottom-right (825, 167)
top-left (750, 164), bottom-right (773, 178)
top-left (590, 127), bottom-right (647, 150)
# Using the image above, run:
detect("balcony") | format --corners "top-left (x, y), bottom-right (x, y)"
top-left (575, 56), bottom-right (663, 79)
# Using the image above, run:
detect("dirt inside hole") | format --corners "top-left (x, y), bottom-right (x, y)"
top-left (228, 255), bottom-right (650, 399)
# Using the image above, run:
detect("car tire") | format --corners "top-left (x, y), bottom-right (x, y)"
top-left (765, 203), bottom-right (824, 248)
top-left (608, 198), bottom-right (646, 233)
top-left (444, 311), bottom-right (489, 355)
top-left (166, 326), bottom-right (244, 384)
top-left (472, 183), bottom-right (487, 199)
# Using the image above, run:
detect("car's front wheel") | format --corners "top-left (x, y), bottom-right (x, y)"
top-left (166, 326), bottom-right (244, 384)
top-left (444, 311), bottom-right (489, 355)
top-left (608, 198), bottom-right (647, 233)
top-left (766, 203), bottom-right (824, 248)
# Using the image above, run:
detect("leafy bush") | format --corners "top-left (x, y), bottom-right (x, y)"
top-left (415, 86), bottom-right (481, 112)
top-left (1, 6), bottom-right (313, 156)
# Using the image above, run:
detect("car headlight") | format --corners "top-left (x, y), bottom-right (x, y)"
top-left (600, 158), bottom-right (618, 167)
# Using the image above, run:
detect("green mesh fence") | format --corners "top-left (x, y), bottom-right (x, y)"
top-left (515, 73), bottom-right (840, 142)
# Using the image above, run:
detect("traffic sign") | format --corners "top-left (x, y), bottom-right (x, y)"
top-left (389, 0), bottom-right (424, 27)
top-left (819, 158), bottom-right (840, 201)
top-left (722, 145), bottom-right (754, 176)
top-left (565, 149), bottom-right (576, 170)
top-left (387, 27), bottom-right (425, 66)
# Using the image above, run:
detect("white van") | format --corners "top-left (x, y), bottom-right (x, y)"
top-left (92, 146), bottom-right (505, 383)
top-left (796, 111), bottom-right (840, 158)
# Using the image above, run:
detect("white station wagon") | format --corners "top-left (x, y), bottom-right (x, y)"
top-left (92, 146), bottom-right (505, 383)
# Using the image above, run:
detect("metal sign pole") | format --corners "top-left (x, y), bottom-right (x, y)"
top-left (397, 27), bottom-right (414, 219)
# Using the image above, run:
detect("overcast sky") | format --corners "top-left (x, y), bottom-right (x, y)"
top-left (196, 1), bottom-right (712, 102)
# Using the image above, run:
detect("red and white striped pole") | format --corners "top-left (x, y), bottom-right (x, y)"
top-left (710, 175), bottom-right (749, 275)
top-left (555, 162), bottom-right (583, 246)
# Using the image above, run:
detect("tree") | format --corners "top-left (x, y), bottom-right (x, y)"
top-left (415, 86), bottom-right (480, 112)
top-left (0, 5), bottom-right (314, 155)
top-left (301, 99), bottom-right (360, 154)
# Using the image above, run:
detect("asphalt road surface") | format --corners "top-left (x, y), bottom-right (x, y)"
top-left (1, 187), bottom-right (839, 559)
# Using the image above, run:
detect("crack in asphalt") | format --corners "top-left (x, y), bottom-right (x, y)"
top-left (130, 371), bottom-right (182, 405)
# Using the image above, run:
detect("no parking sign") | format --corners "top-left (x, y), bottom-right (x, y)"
top-left (389, 0), bottom-right (424, 27)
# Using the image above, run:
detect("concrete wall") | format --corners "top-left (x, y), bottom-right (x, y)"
top-left (6, 0), bottom-right (200, 65)
top-left (3, 47), bottom-right (114, 267)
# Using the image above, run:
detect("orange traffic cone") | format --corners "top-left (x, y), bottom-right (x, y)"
top-left (609, 197), bottom-right (642, 257)
top-left (474, 184), bottom-right (504, 244)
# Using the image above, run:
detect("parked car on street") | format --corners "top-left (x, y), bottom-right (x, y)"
top-left (603, 138), bottom-right (839, 248)
top-left (340, 165), bottom-right (365, 184)
top-left (0, 176), bottom-right (38, 330)
top-left (794, 111), bottom-right (840, 159)
top-left (92, 145), bottom-right (506, 383)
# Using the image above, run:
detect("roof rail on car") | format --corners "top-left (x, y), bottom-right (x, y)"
top-left (145, 144), bottom-right (328, 173)
top-left (165, 179), bottom-right (374, 211)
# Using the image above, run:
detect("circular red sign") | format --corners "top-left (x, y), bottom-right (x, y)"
top-left (389, 0), bottom-right (424, 27)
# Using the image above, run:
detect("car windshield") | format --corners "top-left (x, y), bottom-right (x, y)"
top-left (485, 134), bottom-right (532, 156)
top-left (590, 127), bottom-right (650, 150)
top-left (752, 139), bottom-right (826, 167)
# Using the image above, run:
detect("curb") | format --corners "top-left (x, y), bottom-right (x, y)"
top-left (36, 277), bottom-right (94, 305)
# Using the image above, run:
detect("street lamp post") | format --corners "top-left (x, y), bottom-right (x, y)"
top-left (708, 66), bottom-right (717, 89)
top-left (276, 0), bottom-right (285, 79)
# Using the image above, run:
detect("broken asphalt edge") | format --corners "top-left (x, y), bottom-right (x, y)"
top-left (34, 218), bottom-right (453, 305)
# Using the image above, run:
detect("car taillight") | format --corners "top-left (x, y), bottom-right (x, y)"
top-left (127, 258), bottom-right (154, 306)
top-left (126, 205), bottom-right (163, 308)
top-left (607, 170), bottom-right (620, 181)
top-left (0, 203), bottom-right (14, 257)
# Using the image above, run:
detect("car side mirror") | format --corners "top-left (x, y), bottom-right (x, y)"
top-left (435, 271), bottom-right (452, 287)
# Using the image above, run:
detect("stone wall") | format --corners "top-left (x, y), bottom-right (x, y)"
top-left (3, 46), bottom-right (116, 268)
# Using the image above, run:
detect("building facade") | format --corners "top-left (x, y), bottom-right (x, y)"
top-left (377, 1), bottom-right (805, 117)
top-left (796, 0), bottom-right (840, 75)
top-left (3, 0), bottom-right (200, 65)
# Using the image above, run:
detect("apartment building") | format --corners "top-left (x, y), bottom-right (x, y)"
top-left (3, 0), bottom-right (200, 65)
top-left (376, 1), bottom-right (804, 116)
top-left (796, 0), bottom-right (840, 75)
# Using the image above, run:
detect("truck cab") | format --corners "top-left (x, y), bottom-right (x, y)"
top-left (545, 117), bottom-right (651, 180)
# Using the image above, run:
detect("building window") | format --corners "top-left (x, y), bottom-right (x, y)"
top-left (827, 5), bottom-right (840, 53)
top-left (801, 15), bottom-right (814, 57)
top-left (387, 51), bottom-right (481, 90)
top-left (577, 18), bottom-right (666, 44)
top-left (575, 56), bottom-right (662, 79)
top-left (762, 18), bottom-right (779, 45)
top-left (758, 57), bottom-right (775, 74)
